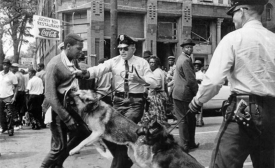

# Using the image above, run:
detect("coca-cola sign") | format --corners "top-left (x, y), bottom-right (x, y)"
top-left (33, 15), bottom-right (61, 40)
top-left (38, 28), bottom-right (59, 38)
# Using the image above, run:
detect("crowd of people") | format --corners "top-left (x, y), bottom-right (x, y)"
top-left (1, 0), bottom-right (275, 168)
top-left (0, 59), bottom-right (47, 136)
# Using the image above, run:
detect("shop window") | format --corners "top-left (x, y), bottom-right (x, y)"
top-left (201, 0), bottom-right (213, 2)
top-left (192, 20), bottom-right (210, 44)
top-left (157, 22), bottom-right (177, 40)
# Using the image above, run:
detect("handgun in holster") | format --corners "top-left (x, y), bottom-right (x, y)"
top-left (234, 95), bottom-right (261, 139)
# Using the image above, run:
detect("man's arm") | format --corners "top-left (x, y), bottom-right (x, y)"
top-left (11, 74), bottom-right (18, 104)
top-left (12, 84), bottom-right (18, 104)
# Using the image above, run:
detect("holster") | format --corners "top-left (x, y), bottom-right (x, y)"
top-left (222, 94), bottom-right (262, 139)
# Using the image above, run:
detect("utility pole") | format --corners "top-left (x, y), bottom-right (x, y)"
top-left (110, 0), bottom-right (117, 58)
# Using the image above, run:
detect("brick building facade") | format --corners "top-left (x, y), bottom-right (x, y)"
top-left (35, 0), bottom-right (275, 69)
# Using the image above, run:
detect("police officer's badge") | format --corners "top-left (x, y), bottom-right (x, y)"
top-left (120, 35), bottom-right (124, 41)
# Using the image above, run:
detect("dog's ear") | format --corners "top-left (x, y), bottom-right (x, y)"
top-left (136, 127), bottom-right (148, 136)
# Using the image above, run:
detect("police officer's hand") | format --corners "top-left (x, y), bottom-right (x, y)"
top-left (65, 117), bottom-right (78, 131)
top-left (73, 69), bottom-right (89, 79)
top-left (189, 98), bottom-right (202, 114)
top-left (128, 72), bottom-right (149, 86)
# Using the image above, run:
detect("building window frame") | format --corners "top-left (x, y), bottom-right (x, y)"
top-left (266, 3), bottom-right (273, 21)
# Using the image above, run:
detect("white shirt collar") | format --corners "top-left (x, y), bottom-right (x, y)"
top-left (61, 50), bottom-right (74, 67)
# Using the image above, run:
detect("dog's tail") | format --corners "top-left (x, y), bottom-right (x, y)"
top-left (94, 140), bottom-right (113, 160)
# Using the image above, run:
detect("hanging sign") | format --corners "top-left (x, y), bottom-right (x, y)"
top-left (33, 15), bottom-right (61, 40)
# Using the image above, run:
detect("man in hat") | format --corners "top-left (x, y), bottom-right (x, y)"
top-left (11, 63), bottom-right (25, 130)
top-left (172, 39), bottom-right (199, 152)
top-left (188, 0), bottom-right (275, 167)
top-left (166, 55), bottom-right (176, 90)
top-left (40, 33), bottom-right (91, 168)
top-left (74, 34), bottom-right (158, 168)
top-left (193, 60), bottom-right (204, 84)
top-left (0, 59), bottom-right (18, 136)
top-left (166, 56), bottom-right (177, 123)
top-left (142, 50), bottom-right (152, 62)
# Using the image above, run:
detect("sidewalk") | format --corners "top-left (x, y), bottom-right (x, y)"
top-left (0, 117), bottom-right (226, 168)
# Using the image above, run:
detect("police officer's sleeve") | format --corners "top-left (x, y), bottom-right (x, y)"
top-left (87, 59), bottom-right (113, 79)
top-left (195, 33), bottom-right (235, 104)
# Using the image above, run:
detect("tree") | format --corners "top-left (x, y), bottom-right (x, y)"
top-left (20, 41), bottom-right (36, 58)
top-left (0, 0), bottom-right (37, 63)
top-left (0, 23), bottom-right (5, 70)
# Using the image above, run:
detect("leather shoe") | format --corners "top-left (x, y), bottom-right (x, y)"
top-left (189, 143), bottom-right (200, 150)
top-left (1, 128), bottom-right (7, 134)
top-left (196, 121), bottom-right (204, 127)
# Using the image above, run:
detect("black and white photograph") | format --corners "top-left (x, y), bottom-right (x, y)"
top-left (0, 0), bottom-right (275, 168)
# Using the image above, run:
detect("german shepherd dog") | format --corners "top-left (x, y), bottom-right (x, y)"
top-left (68, 89), bottom-right (204, 168)
top-left (68, 89), bottom-right (140, 159)
top-left (136, 117), bottom-right (204, 168)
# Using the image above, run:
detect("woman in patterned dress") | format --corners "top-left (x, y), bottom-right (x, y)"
top-left (140, 55), bottom-right (170, 128)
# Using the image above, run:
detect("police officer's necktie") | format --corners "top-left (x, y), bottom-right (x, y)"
top-left (124, 60), bottom-right (130, 97)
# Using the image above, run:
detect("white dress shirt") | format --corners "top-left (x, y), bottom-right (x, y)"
top-left (87, 55), bottom-right (158, 93)
top-left (196, 20), bottom-right (275, 104)
top-left (27, 76), bottom-right (44, 95)
top-left (195, 70), bottom-right (204, 81)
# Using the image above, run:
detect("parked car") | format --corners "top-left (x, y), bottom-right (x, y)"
top-left (203, 84), bottom-right (231, 110)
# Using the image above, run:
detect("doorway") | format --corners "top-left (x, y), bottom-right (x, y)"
top-left (157, 42), bottom-right (177, 71)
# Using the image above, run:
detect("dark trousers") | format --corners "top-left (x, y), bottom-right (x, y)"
top-left (40, 111), bottom-right (91, 168)
top-left (28, 94), bottom-right (43, 126)
top-left (0, 96), bottom-right (16, 130)
top-left (106, 95), bottom-right (144, 168)
top-left (173, 99), bottom-right (197, 150)
top-left (210, 95), bottom-right (275, 168)
top-left (15, 91), bottom-right (26, 126)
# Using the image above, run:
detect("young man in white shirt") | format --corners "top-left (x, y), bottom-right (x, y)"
top-left (0, 59), bottom-right (18, 136)
top-left (26, 69), bottom-right (44, 130)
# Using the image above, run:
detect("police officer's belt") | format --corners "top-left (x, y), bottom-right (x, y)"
top-left (114, 91), bottom-right (144, 98)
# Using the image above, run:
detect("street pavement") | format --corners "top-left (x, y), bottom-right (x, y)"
top-left (0, 116), bottom-right (253, 168)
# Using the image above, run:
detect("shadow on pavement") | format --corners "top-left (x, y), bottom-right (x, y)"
top-left (203, 122), bottom-right (222, 127)
top-left (195, 142), bottom-right (215, 151)
top-left (0, 151), bottom-right (38, 160)
top-left (73, 148), bottom-right (99, 157)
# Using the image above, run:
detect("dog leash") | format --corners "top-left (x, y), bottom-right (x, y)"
top-left (167, 110), bottom-right (191, 134)
top-left (98, 83), bottom-right (123, 101)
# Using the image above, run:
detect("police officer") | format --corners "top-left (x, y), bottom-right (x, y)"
top-left (188, 0), bottom-right (275, 167)
top-left (75, 34), bottom-right (158, 168)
